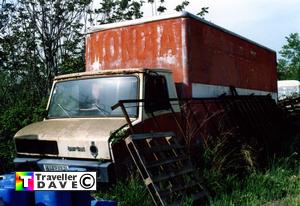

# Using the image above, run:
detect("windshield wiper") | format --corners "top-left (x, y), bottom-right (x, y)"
top-left (57, 104), bottom-right (71, 118)
top-left (94, 103), bottom-right (110, 116)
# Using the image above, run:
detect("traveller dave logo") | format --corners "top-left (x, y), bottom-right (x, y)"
top-left (16, 172), bottom-right (34, 191)
top-left (15, 172), bottom-right (97, 191)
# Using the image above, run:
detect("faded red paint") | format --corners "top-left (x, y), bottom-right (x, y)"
top-left (86, 15), bottom-right (277, 98)
top-left (187, 18), bottom-right (277, 93)
top-left (86, 19), bottom-right (185, 83)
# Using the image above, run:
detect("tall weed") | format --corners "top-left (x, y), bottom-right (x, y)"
top-left (211, 158), bottom-right (300, 206)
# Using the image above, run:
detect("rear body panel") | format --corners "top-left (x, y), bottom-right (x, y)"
top-left (86, 12), bottom-right (277, 98)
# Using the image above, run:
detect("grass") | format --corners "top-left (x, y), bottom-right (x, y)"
top-left (92, 157), bottom-right (300, 206)
top-left (210, 157), bottom-right (300, 206)
top-left (92, 174), bottom-right (195, 206)
top-left (93, 175), bottom-right (153, 206)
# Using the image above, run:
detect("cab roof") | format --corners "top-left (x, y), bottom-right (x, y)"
top-left (54, 68), bottom-right (171, 81)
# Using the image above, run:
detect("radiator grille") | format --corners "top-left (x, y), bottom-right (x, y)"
top-left (15, 139), bottom-right (58, 155)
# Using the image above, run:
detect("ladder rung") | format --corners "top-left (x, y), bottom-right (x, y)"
top-left (130, 132), bottom-right (175, 141)
top-left (142, 144), bottom-right (186, 154)
top-left (153, 167), bottom-right (194, 182)
top-left (146, 155), bottom-right (189, 169)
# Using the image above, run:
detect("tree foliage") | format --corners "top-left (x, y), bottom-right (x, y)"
top-left (0, 0), bottom-right (92, 138)
top-left (175, 0), bottom-right (190, 12)
top-left (146, 0), bottom-right (209, 16)
top-left (96, 0), bottom-right (144, 24)
top-left (278, 33), bottom-right (300, 80)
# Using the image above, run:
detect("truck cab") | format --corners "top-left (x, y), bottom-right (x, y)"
top-left (13, 68), bottom-right (179, 182)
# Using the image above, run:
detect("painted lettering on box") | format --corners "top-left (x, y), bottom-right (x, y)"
top-left (86, 21), bottom-right (182, 71)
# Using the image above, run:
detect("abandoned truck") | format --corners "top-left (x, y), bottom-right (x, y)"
top-left (13, 12), bottom-right (277, 183)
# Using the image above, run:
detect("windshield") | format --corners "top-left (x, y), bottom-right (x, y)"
top-left (47, 76), bottom-right (138, 118)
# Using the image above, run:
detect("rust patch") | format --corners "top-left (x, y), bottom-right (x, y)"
top-left (86, 19), bottom-right (184, 83)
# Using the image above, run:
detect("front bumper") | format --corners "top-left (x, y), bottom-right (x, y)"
top-left (14, 157), bottom-right (113, 183)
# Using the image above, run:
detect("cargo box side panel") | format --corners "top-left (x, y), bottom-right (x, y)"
top-left (187, 18), bottom-right (277, 96)
top-left (85, 18), bottom-right (188, 86)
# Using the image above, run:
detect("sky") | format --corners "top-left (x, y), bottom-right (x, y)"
top-left (141, 0), bottom-right (300, 57)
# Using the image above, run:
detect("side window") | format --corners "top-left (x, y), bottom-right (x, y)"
top-left (145, 74), bottom-right (171, 113)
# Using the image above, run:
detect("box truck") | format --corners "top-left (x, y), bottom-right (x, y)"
top-left (13, 12), bottom-right (277, 183)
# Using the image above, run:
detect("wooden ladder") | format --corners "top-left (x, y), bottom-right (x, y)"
top-left (125, 132), bottom-right (207, 206)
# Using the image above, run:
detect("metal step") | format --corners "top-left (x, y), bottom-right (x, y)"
top-left (125, 132), bottom-right (206, 206)
top-left (146, 155), bottom-right (189, 169)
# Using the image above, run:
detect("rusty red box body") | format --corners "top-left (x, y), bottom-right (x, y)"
top-left (86, 12), bottom-right (277, 98)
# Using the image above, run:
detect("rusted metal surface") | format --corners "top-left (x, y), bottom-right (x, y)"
top-left (86, 18), bottom-right (185, 83)
top-left (183, 95), bottom-right (285, 164)
top-left (53, 68), bottom-right (169, 81)
top-left (187, 18), bottom-right (277, 93)
top-left (86, 14), bottom-right (277, 99)
top-left (113, 94), bottom-right (285, 160)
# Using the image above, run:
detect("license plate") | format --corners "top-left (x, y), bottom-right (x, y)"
top-left (43, 164), bottom-right (69, 171)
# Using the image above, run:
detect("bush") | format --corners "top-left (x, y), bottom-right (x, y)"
top-left (0, 97), bottom-right (47, 139)
top-left (0, 102), bottom-right (32, 138)
top-left (0, 97), bottom-right (47, 173)
top-left (0, 138), bottom-right (15, 174)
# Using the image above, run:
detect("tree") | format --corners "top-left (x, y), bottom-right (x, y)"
top-left (96, 0), bottom-right (209, 23)
top-left (175, 0), bottom-right (189, 12)
top-left (1, 0), bottom-right (93, 93)
top-left (96, 0), bottom-right (143, 24)
top-left (277, 33), bottom-right (300, 80)
top-left (0, 0), bottom-right (93, 139)
top-left (22, 0), bottom-right (93, 89)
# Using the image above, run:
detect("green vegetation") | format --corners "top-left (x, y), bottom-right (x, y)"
top-left (109, 126), bottom-right (128, 144)
top-left (0, 139), bottom-right (15, 174)
top-left (90, 157), bottom-right (300, 206)
top-left (278, 32), bottom-right (300, 80)
top-left (93, 175), bottom-right (153, 206)
top-left (91, 156), bottom-right (300, 206)
top-left (93, 174), bottom-right (196, 206)
top-left (211, 157), bottom-right (300, 206)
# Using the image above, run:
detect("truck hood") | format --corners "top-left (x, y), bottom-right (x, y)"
top-left (14, 118), bottom-right (127, 160)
